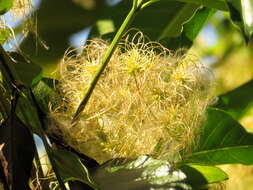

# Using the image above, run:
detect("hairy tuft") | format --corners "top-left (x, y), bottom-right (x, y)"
top-left (11, 0), bottom-right (32, 18)
top-left (48, 32), bottom-right (214, 163)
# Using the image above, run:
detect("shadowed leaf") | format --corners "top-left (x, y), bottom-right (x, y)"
top-left (215, 79), bottom-right (253, 119)
top-left (52, 149), bottom-right (98, 189)
top-left (0, 113), bottom-right (35, 190)
top-left (161, 7), bottom-right (215, 50)
top-left (171, 0), bottom-right (228, 11)
top-left (9, 52), bottom-right (42, 87)
top-left (19, 0), bottom-right (105, 71)
top-left (32, 78), bottom-right (59, 113)
top-left (93, 1), bottom-right (200, 45)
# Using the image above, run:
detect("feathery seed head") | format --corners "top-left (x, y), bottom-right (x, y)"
top-left (48, 32), bottom-right (214, 163)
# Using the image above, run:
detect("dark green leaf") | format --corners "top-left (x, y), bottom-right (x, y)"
top-left (215, 79), bottom-right (253, 119)
top-left (94, 1), bottom-right (200, 41)
top-left (179, 164), bottom-right (228, 187)
top-left (19, 0), bottom-right (105, 69)
top-left (0, 45), bottom-right (17, 88)
top-left (0, 113), bottom-right (35, 190)
top-left (9, 53), bottom-right (42, 87)
top-left (171, 0), bottom-right (228, 11)
top-left (52, 149), bottom-right (98, 189)
top-left (0, 81), bottom-right (10, 120)
top-left (68, 181), bottom-right (95, 190)
top-left (16, 91), bottom-right (42, 134)
top-left (161, 7), bottom-right (215, 49)
top-left (157, 3), bottom-right (200, 40)
top-left (184, 108), bottom-right (253, 165)
top-left (0, 28), bottom-right (11, 44)
top-left (0, 47), bottom-right (42, 88)
top-left (91, 155), bottom-right (192, 190)
top-left (0, 0), bottom-right (13, 15)
top-left (94, 1), bottom-right (217, 50)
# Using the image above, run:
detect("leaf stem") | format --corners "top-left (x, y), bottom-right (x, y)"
top-left (71, 1), bottom-right (143, 125)
top-left (140, 0), bottom-right (160, 9)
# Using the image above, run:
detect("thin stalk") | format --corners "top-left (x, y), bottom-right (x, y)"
top-left (71, 0), bottom-right (143, 125)
top-left (140, 0), bottom-right (160, 9)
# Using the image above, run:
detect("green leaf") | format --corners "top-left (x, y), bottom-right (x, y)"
top-left (0, 48), bottom-right (42, 88)
top-left (91, 155), bottom-right (192, 190)
top-left (19, 0), bottom-right (105, 71)
top-left (94, 1), bottom-right (217, 49)
top-left (183, 8), bottom-right (216, 41)
top-left (184, 108), bottom-right (253, 165)
top-left (9, 52), bottom-right (42, 87)
top-left (32, 78), bottom-right (59, 113)
top-left (52, 149), bottom-right (98, 189)
top-left (179, 164), bottom-right (228, 186)
top-left (94, 1), bottom-right (200, 41)
top-left (0, 28), bottom-right (11, 44)
top-left (16, 90), bottom-right (42, 134)
top-left (0, 0), bottom-right (13, 15)
top-left (215, 79), bottom-right (253, 119)
top-left (171, 0), bottom-right (228, 11)
top-left (161, 7), bottom-right (215, 49)
top-left (158, 3), bottom-right (200, 40)
top-left (227, 0), bottom-right (253, 41)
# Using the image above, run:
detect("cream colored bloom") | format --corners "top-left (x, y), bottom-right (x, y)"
top-left (48, 32), bottom-right (214, 163)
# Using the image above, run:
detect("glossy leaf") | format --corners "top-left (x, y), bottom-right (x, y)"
top-left (184, 108), bottom-right (253, 165)
top-left (0, 0), bottom-right (13, 15)
top-left (179, 164), bottom-right (228, 186)
top-left (215, 79), bottom-right (253, 119)
top-left (91, 155), bottom-right (192, 190)
top-left (52, 149), bottom-right (98, 189)
top-left (0, 113), bottom-right (35, 190)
